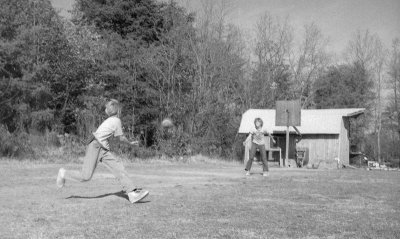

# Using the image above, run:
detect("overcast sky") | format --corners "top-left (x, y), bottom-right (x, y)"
top-left (51, 0), bottom-right (400, 54)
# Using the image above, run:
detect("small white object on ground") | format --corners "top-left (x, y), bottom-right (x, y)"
top-left (161, 118), bottom-right (174, 128)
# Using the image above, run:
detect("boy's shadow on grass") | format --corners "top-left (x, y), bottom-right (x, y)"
top-left (66, 191), bottom-right (150, 203)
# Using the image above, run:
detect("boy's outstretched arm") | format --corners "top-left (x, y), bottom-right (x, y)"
top-left (119, 135), bottom-right (139, 146)
top-left (263, 130), bottom-right (276, 144)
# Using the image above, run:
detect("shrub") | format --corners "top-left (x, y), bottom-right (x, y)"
top-left (156, 127), bottom-right (192, 157)
top-left (232, 134), bottom-right (247, 162)
top-left (0, 125), bottom-right (34, 158)
top-left (132, 146), bottom-right (158, 159)
top-left (30, 109), bottom-right (54, 132)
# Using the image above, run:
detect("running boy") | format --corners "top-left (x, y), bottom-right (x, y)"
top-left (56, 99), bottom-right (149, 203)
top-left (245, 118), bottom-right (275, 177)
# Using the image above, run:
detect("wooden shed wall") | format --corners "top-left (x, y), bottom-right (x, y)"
top-left (339, 118), bottom-right (350, 165)
top-left (274, 135), bottom-right (297, 159)
top-left (296, 134), bottom-right (339, 165)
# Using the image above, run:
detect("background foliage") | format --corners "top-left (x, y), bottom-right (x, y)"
top-left (0, 0), bottom-right (399, 165)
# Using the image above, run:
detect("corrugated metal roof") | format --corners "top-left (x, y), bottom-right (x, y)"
top-left (238, 108), bottom-right (365, 135)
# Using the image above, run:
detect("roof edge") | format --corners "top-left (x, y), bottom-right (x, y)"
top-left (344, 109), bottom-right (365, 117)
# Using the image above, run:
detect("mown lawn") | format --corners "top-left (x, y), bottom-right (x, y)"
top-left (0, 160), bottom-right (399, 239)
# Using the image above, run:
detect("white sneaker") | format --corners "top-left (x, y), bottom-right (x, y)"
top-left (56, 168), bottom-right (66, 188)
top-left (263, 172), bottom-right (269, 177)
top-left (128, 190), bottom-right (149, 203)
top-left (245, 171), bottom-right (251, 176)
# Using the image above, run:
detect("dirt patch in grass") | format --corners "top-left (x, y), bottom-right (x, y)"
top-left (0, 161), bottom-right (399, 239)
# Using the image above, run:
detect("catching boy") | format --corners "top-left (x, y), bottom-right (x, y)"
top-left (245, 117), bottom-right (275, 177)
top-left (56, 99), bottom-right (149, 203)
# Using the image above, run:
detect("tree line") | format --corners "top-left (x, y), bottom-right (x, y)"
top-left (0, 0), bottom-right (399, 163)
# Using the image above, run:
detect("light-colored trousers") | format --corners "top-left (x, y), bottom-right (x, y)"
top-left (65, 140), bottom-right (136, 192)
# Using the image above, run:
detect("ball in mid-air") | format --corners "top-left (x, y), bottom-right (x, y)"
top-left (161, 118), bottom-right (174, 128)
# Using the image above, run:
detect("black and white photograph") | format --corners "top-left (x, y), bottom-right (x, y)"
top-left (0, 0), bottom-right (399, 238)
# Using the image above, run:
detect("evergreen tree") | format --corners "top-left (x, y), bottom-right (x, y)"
top-left (314, 63), bottom-right (373, 109)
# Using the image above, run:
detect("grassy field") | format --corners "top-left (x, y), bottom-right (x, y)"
top-left (0, 160), bottom-right (399, 239)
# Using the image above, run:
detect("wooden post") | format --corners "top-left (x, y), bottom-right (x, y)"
top-left (279, 138), bottom-right (284, 167)
top-left (276, 100), bottom-right (301, 167)
top-left (285, 109), bottom-right (290, 167)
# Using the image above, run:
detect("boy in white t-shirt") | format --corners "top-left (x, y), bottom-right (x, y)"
top-left (245, 118), bottom-right (275, 177)
top-left (56, 99), bottom-right (149, 203)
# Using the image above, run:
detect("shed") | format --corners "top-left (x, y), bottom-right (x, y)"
top-left (238, 108), bottom-right (365, 166)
